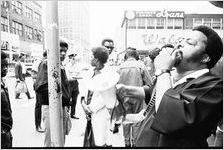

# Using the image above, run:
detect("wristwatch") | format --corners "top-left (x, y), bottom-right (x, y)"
top-left (155, 69), bottom-right (171, 77)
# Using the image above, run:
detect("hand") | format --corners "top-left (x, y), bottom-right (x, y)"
top-left (154, 47), bottom-right (176, 70)
top-left (124, 109), bottom-right (146, 124)
top-left (116, 84), bottom-right (128, 99)
top-left (81, 101), bottom-right (92, 115)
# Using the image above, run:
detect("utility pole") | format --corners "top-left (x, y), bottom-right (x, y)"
top-left (45, 1), bottom-right (64, 147)
top-left (125, 19), bottom-right (128, 51)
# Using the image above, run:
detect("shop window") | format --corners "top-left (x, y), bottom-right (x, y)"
top-left (138, 18), bottom-right (146, 29)
top-left (174, 19), bottom-right (183, 29)
top-left (156, 18), bottom-right (165, 29)
top-left (167, 18), bottom-right (174, 29)
top-left (194, 18), bottom-right (202, 26)
top-left (127, 19), bottom-right (136, 29)
top-left (203, 18), bottom-right (212, 27)
top-left (185, 18), bottom-right (193, 29)
top-left (212, 18), bottom-right (221, 29)
top-left (146, 18), bottom-right (155, 29)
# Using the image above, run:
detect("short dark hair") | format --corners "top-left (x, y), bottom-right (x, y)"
top-left (148, 47), bottom-right (161, 61)
top-left (92, 46), bottom-right (109, 64)
top-left (43, 50), bottom-right (47, 57)
top-left (60, 40), bottom-right (68, 49)
top-left (125, 49), bottom-right (139, 60)
top-left (127, 47), bottom-right (136, 51)
top-left (193, 25), bottom-right (223, 69)
top-left (101, 38), bottom-right (114, 46)
top-left (19, 55), bottom-right (23, 59)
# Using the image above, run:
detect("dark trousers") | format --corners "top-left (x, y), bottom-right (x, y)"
top-left (15, 80), bottom-right (31, 99)
top-left (1, 129), bottom-right (12, 148)
top-left (70, 90), bottom-right (79, 116)
top-left (35, 93), bottom-right (42, 129)
top-left (123, 98), bottom-right (144, 146)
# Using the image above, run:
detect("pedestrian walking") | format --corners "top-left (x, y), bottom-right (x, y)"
top-left (1, 51), bottom-right (13, 148)
top-left (14, 55), bottom-right (33, 100)
top-left (116, 25), bottom-right (223, 148)
top-left (35, 41), bottom-right (71, 147)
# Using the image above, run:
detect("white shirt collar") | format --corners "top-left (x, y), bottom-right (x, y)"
top-left (172, 69), bottom-right (209, 88)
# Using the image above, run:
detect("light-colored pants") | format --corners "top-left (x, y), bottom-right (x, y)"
top-left (42, 105), bottom-right (68, 147)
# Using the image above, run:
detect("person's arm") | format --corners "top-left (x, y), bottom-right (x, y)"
top-left (123, 109), bottom-right (146, 124)
top-left (116, 84), bottom-right (145, 100)
top-left (155, 73), bottom-right (172, 111)
top-left (154, 48), bottom-right (176, 111)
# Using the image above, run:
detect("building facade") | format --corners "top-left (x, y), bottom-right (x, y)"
top-left (58, 1), bottom-right (90, 64)
top-left (1, 1), bottom-right (44, 65)
top-left (120, 10), bottom-right (223, 59)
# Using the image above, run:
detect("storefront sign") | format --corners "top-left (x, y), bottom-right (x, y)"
top-left (127, 30), bottom-right (188, 50)
top-left (142, 33), bottom-right (183, 46)
top-left (137, 10), bottom-right (184, 18)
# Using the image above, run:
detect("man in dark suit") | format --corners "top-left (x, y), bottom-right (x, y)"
top-left (14, 55), bottom-right (32, 99)
top-left (117, 25), bottom-right (223, 148)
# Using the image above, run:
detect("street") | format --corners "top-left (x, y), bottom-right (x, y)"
top-left (5, 76), bottom-right (124, 147)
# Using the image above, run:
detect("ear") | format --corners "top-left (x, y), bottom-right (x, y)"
top-left (201, 54), bottom-right (211, 64)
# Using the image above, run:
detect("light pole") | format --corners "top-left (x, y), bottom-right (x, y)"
top-left (124, 10), bottom-right (135, 51)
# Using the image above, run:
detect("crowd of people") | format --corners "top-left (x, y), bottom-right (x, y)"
top-left (1, 25), bottom-right (223, 148)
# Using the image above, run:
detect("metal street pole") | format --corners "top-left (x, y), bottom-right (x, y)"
top-left (125, 18), bottom-right (128, 51)
top-left (45, 1), bottom-right (64, 147)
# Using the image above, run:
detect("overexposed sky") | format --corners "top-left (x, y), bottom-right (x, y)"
top-left (41, 1), bottom-right (223, 47)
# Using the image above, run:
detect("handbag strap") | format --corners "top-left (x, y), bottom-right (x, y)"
top-left (143, 78), bottom-right (157, 117)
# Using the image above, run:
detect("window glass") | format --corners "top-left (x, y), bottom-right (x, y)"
top-left (25, 26), bottom-right (33, 39)
top-left (138, 18), bottom-right (146, 29)
top-left (156, 18), bottom-right (165, 29)
top-left (34, 12), bottom-right (41, 23)
top-left (128, 19), bottom-right (136, 29)
top-left (167, 18), bottom-right (174, 29)
top-left (12, 1), bottom-right (22, 14)
top-left (185, 18), bottom-right (193, 29)
top-left (174, 19), bottom-right (183, 29)
top-left (146, 18), bottom-right (155, 29)
top-left (194, 18), bottom-right (202, 26)
top-left (1, 17), bottom-right (9, 32)
top-left (212, 18), bottom-right (221, 29)
top-left (12, 21), bottom-right (23, 36)
top-left (203, 18), bottom-right (211, 27)
top-left (25, 6), bottom-right (33, 19)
